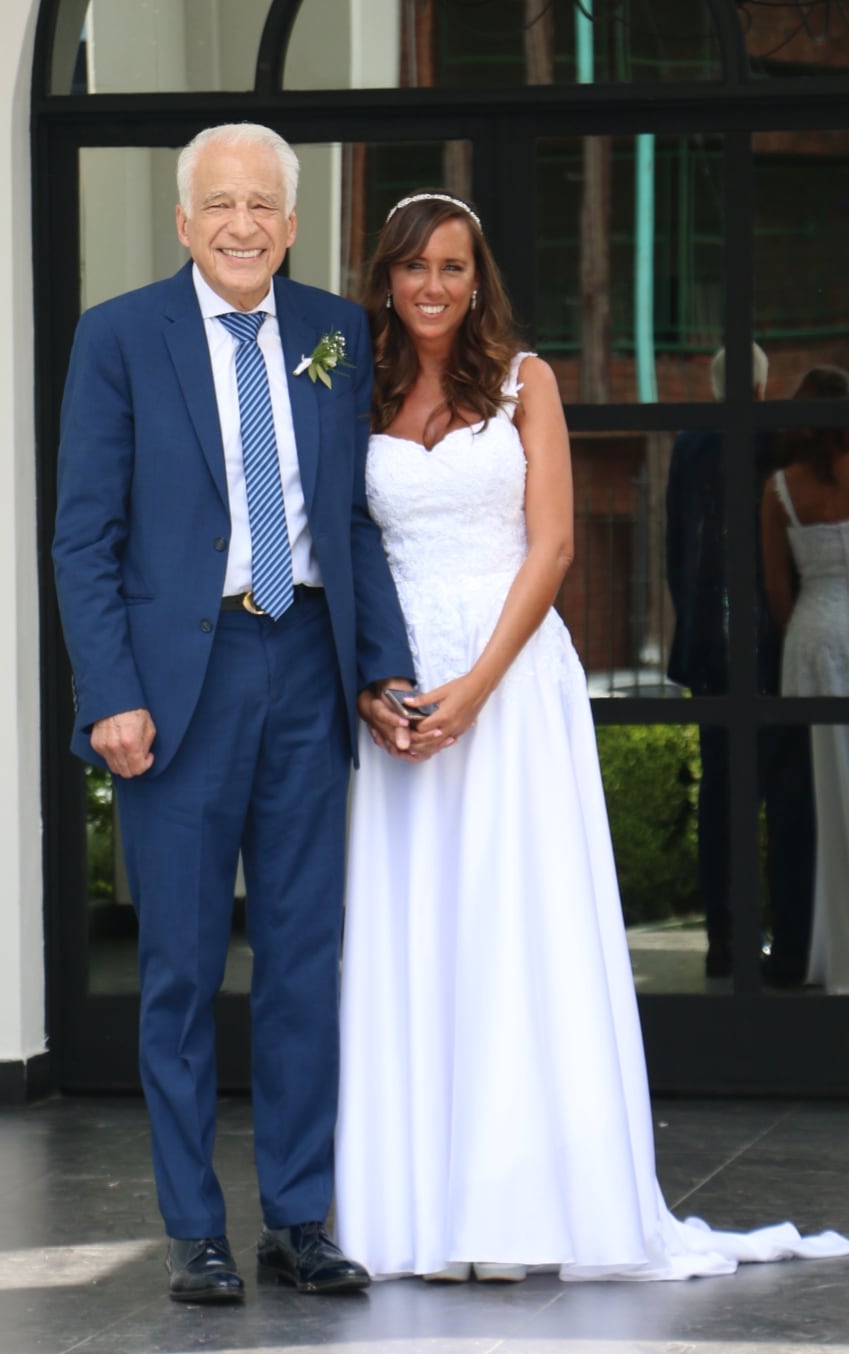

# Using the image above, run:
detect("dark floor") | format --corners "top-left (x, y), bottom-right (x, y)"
top-left (1, 1095), bottom-right (848, 1354)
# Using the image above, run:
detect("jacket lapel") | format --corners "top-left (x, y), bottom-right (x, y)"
top-left (276, 277), bottom-right (320, 514)
top-left (162, 264), bottom-right (229, 510)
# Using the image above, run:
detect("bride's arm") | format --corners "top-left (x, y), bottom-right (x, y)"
top-left (409, 355), bottom-right (573, 743)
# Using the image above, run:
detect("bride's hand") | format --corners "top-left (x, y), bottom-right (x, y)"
top-left (357, 683), bottom-right (450, 761)
top-left (407, 673), bottom-right (488, 749)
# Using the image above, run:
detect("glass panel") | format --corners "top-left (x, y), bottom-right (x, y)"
top-left (536, 135), bottom-right (724, 403)
top-left (757, 724), bottom-right (818, 992)
top-left (754, 131), bottom-right (849, 376)
top-left (597, 723), bottom-right (718, 994)
top-left (663, 428), bottom-right (732, 697)
top-left (85, 773), bottom-right (252, 995)
top-left (78, 135), bottom-right (468, 992)
top-left (79, 148), bottom-right (185, 309)
top-left (740, 2), bottom-right (849, 79)
top-left (557, 429), bottom-right (684, 696)
top-left (288, 140), bottom-right (471, 298)
top-left (79, 140), bottom-right (468, 307)
top-left (52, 0), bottom-right (272, 94)
top-left (805, 725), bottom-right (849, 995)
top-left (283, 0), bottom-right (721, 91)
top-left (760, 412), bottom-right (849, 702)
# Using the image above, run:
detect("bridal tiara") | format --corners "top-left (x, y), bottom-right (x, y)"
top-left (385, 193), bottom-right (482, 230)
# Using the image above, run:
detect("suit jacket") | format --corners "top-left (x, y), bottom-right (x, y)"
top-left (665, 426), bottom-right (781, 695)
top-left (53, 261), bottom-right (413, 773)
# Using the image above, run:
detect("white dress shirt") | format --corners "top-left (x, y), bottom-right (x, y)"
top-left (192, 264), bottom-right (322, 595)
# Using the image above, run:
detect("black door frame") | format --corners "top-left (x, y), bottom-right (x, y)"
top-left (33, 0), bottom-right (849, 1093)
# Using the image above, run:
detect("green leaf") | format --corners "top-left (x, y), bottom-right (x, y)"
top-left (317, 365), bottom-right (332, 388)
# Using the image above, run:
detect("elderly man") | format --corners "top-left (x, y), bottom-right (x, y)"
top-left (53, 124), bottom-right (414, 1301)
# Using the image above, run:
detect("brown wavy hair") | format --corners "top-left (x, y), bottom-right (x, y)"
top-left (783, 366), bottom-right (849, 483)
top-left (362, 190), bottom-right (520, 439)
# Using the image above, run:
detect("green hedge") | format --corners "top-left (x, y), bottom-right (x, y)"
top-left (596, 724), bottom-right (700, 926)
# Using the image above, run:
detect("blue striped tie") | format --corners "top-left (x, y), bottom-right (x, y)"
top-left (219, 311), bottom-right (294, 619)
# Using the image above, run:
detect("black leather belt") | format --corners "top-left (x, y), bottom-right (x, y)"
top-left (220, 586), bottom-right (321, 613)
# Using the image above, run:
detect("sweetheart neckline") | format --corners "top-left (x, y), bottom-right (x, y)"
top-left (371, 422), bottom-right (486, 454)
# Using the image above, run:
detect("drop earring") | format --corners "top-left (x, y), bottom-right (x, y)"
top-left (386, 292), bottom-right (393, 309)
top-left (470, 290), bottom-right (478, 311)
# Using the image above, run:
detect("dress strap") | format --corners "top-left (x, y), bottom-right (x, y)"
top-left (773, 469), bottom-right (801, 527)
top-left (502, 351), bottom-right (536, 419)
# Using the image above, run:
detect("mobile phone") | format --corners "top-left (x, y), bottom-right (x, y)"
top-left (382, 688), bottom-right (439, 722)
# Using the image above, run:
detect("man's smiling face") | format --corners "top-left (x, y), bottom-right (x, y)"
top-left (176, 138), bottom-right (297, 311)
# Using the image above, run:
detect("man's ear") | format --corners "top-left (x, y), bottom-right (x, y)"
top-left (176, 204), bottom-right (190, 248)
top-left (285, 210), bottom-right (298, 248)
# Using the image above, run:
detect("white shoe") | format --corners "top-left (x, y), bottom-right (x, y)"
top-left (473, 1262), bottom-right (527, 1282)
top-left (422, 1261), bottom-right (472, 1282)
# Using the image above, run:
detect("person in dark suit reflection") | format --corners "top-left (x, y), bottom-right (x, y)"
top-left (52, 124), bottom-right (416, 1302)
top-left (665, 344), bottom-right (815, 983)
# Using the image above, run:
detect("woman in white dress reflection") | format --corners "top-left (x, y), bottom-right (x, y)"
top-left (336, 193), bottom-right (849, 1282)
top-left (762, 366), bottom-right (849, 995)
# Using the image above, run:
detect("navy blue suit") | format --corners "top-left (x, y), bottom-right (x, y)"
top-left (53, 262), bottom-right (413, 1236)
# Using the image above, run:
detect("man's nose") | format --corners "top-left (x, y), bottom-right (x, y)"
top-left (228, 204), bottom-right (256, 235)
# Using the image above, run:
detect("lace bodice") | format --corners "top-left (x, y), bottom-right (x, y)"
top-left (773, 470), bottom-right (849, 695)
top-left (366, 353), bottom-right (580, 690)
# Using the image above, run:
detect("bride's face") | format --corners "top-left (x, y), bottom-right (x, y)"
top-left (388, 218), bottom-right (479, 347)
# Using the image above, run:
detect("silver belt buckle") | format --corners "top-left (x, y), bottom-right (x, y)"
top-left (242, 590), bottom-right (267, 616)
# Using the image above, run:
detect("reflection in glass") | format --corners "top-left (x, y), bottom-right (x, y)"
top-left (79, 148), bottom-right (184, 309)
top-left (557, 430), bottom-right (679, 696)
top-left (52, 0), bottom-right (272, 94)
top-left (753, 130), bottom-right (849, 395)
top-left (596, 723), bottom-right (711, 994)
top-left (756, 726), bottom-right (817, 992)
top-left (85, 772), bottom-right (252, 995)
top-left (739, 1), bottom-right (849, 78)
top-left (759, 396), bottom-right (849, 996)
top-left (284, 0), bottom-right (721, 91)
top-left (536, 135), bottom-right (724, 403)
top-left (290, 141), bottom-right (471, 300)
top-left (79, 141), bottom-right (470, 310)
top-left (807, 725), bottom-right (849, 995)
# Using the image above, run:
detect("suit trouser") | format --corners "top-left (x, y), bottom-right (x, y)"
top-left (698, 723), bottom-right (814, 963)
top-left (116, 592), bottom-right (350, 1238)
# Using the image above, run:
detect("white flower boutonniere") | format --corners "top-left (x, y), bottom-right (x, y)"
top-left (293, 328), bottom-right (353, 388)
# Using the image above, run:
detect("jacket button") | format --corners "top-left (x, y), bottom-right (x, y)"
top-left (213, 537), bottom-right (227, 551)
top-left (200, 619), bottom-right (213, 633)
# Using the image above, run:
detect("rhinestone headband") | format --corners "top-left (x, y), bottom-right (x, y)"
top-left (385, 193), bottom-right (482, 230)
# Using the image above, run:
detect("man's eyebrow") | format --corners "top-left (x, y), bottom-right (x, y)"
top-left (200, 190), bottom-right (282, 206)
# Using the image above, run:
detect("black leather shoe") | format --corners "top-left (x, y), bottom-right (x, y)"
top-left (257, 1223), bottom-right (370, 1293)
top-left (166, 1236), bottom-right (245, 1303)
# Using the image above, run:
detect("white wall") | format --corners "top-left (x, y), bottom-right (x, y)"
top-left (0, 0), bottom-right (45, 1063)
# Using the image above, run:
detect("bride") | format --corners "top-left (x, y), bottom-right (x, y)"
top-left (336, 190), bottom-right (849, 1282)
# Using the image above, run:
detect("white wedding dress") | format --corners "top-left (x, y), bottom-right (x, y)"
top-left (334, 359), bottom-right (849, 1280)
top-left (773, 470), bottom-right (849, 995)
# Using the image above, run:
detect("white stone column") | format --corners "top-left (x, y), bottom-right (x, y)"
top-left (0, 0), bottom-right (44, 1070)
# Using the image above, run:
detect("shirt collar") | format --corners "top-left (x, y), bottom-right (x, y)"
top-left (191, 262), bottom-right (277, 320)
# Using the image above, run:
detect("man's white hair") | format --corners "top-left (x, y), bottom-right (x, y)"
top-left (710, 343), bottom-right (769, 400)
top-left (177, 123), bottom-right (300, 216)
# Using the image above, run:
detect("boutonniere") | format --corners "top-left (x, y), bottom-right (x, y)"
top-left (293, 329), bottom-right (353, 388)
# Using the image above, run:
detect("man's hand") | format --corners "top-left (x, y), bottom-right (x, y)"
top-left (357, 680), bottom-right (454, 762)
top-left (91, 708), bottom-right (156, 778)
top-left (358, 681), bottom-right (415, 758)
